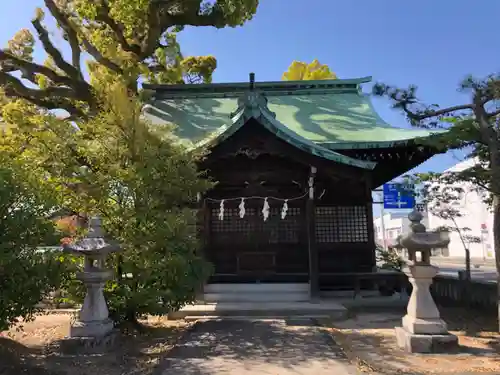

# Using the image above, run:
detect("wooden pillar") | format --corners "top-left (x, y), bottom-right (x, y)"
top-left (307, 166), bottom-right (320, 300)
top-left (364, 172), bottom-right (377, 271)
top-left (196, 193), bottom-right (210, 300)
top-left (196, 193), bottom-right (209, 250)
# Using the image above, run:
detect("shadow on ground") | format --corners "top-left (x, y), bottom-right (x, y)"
top-left (0, 323), bottom-right (186, 375)
top-left (155, 319), bottom-right (353, 375)
top-left (327, 305), bottom-right (500, 375)
top-left (0, 336), bottom-right (57, 375)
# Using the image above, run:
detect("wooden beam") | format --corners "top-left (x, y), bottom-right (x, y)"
top-left (364, 172), bottom-right (377, 271)
top-left (196, 193), bottom-right (210, 300)
top-left (307, 166), bottom-right (320, 300)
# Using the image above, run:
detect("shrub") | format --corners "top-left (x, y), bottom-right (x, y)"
top-left (0, 157), bottom-right (65, 330)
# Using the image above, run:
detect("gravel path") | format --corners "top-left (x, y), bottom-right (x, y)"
top-left (155, 318), bottom-right (359, 375)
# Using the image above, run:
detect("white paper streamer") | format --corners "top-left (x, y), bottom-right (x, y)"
top-left (262, 198), bottom-right (270, 221)
top-left (281, 199), bottom-right (288, 220)
top-left (218, 199), bottom-right (225, 221)
top-left (238, 198), bottom-right (246, 218)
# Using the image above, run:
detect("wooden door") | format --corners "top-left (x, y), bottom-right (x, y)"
top-left (206, 200), bottom-right (308, 282)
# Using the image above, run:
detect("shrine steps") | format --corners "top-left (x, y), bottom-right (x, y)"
top-left (202, 282), bottom-right (310, 303)
top-left (169, 301), bottom-right (348, 321)
top-left (169, 283), bottom-right (348, 320)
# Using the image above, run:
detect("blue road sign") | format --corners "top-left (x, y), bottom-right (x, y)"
top-left (383, 183), bottom-right (415, 209)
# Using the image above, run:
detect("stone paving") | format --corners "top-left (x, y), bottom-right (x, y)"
top-left (155, 318), bottom-right (359, 375)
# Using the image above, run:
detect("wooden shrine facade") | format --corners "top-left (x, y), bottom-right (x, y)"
top-left (143, 76), bottom-right (440, 295)
top-left (196, 119), bottom-right (433, 294)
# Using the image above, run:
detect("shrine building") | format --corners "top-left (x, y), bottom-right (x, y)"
top-left (143, 74), bottom-right (440, 298)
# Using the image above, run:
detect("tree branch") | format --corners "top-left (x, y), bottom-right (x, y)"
top-left (410, 104), bottom-right (474, 121)
top-left (142, 1), bottom-right (164, 57)
top-left (95, 1), bottom-right (229, 61)
top-left (94, 0), bottom-right (142, 57)
top-left (373, 83), bottom-right (474, 126)
top-left (0, 71), bottom-right (86, 118)
top-left (31, 10), bottom-right (81, 81)
top-left (0, 50), bottom-right (74, 88)
top-left (80, 37), bottom-right (124, 74)
top-left (0, 22), bottom-right (95, 117)
top-left (43, 0), bottom-right (83, 80)
top-left (0, 71), bottom-right (73, 100)
top-left (44, 0), bottom-right (123, 76)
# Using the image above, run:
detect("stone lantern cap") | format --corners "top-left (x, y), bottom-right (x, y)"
top-left (397, 210), bottom-right (450, 250)
top-left (62, 217), bottom-right (120, 257)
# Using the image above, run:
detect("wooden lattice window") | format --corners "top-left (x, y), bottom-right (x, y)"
top-left (210, 206), bottom-right (301, 244)
top-left (257, 207), bottom-right (301, 244)
top-left (210, 208), bottom-right (256, 234)
top-left (315, 206), bottom-right (368, 243)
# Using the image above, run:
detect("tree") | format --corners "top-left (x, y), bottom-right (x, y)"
top-left (5, 83), bottom-right (214, 326)
top-left (417, 179), bottom-right (481, 280)
top-left (0, 0), bottom-right (259, 120)
top-left (0, 0), bottom-right (260, 327)
top-left (374, 74), bottom-right (500, 330)
top-left (282, 59), bottom-right (337, 81)
top-left (0, 151), bottom-right (64, 330)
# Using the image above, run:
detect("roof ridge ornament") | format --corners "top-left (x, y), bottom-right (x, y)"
top-left (229, 75), bottom-right (277, 120)
top-left (249, 72), bottom-right (255, 91)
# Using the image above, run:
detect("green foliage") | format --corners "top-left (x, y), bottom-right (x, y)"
top-left (0, 0), bottom-right (259, 119)
top-left (12, 84), bottom-right (214, 324)
top-left (410, 173), bottom-right (482, 243)
top-left (0, 153), bottom-right (66, 331)
top-left (0, 0), bottom-right (259, 328)
top-left (376, 245), bottom-right (406, 271)
top-left (407, 173), bottom-right (481, 279)
top-left (282, 59), bottom-right (337, 81)
top-left (372, 76), bottom-right (500, 196)
top-left (373, 74), bottom-right (500, 286)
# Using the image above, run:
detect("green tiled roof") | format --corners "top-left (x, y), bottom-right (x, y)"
top-left (143, 77), bottom-right (441, 167)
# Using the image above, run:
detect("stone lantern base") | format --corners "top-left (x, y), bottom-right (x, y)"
top-left (59, 329), bottom-right (119, 354)
top-left (59, 268), bottom-right (118, 354)
top-left (70, 318), bottom-right (114, 337)
top-left (395, 264), bottom-right (458, 353)
top-left (395, 326), bottom-right (458, 354)
top-left (60, 317), bottom-right (118, 355)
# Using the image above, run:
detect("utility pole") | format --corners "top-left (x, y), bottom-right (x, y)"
top-left (379, 191), bottom-right (388, 249)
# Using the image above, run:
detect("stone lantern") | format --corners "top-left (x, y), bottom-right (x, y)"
top-left (395, 210), bottom-right (458, 353)
top-left (61, 216), bottom-right (120, 351)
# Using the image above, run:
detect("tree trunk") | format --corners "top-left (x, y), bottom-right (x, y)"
top-left (493, 195), bottom-right (500, 332)
top-left (475, 109), bottom-right (500, 331)
top-left (488, 146), bottom-right (500, 332)
top-left (464, 248), bottom-right (471, 281)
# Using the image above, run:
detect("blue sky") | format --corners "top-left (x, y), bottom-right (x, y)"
top-left (1, 0), bottom-right (499, 215)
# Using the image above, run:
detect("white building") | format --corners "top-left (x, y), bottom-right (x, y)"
top-left (426, 158), bottom-right (495, 260)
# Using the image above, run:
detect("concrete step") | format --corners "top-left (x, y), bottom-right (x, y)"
top-left (203, 292), bottom-right (309, 303)
top-left (182, 315), bottom-right (330, 322)
top-left (204, 283), bottom-right (309, 294)
top-left (169, 301), bottom-right (348, 321)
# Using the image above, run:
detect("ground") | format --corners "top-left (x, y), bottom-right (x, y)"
top-left (1, 306), bottom-right (499, 375)
top-left (156, 318), bottom-right (358, 374)
top-left (0, 313), bottom-right (359, 375)
top-left (321, 305), bottom-right (500, 375)
top-left (0, 312), bottom-right (189, 375)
